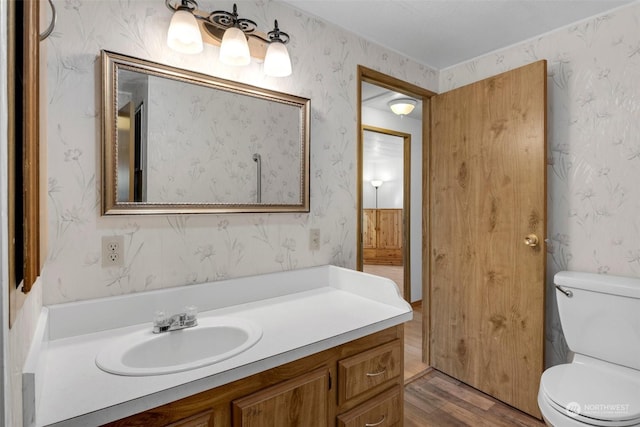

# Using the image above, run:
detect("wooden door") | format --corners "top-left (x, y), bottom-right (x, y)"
top-left (232, 368), bottom-right (329, 427)
top-left (430, 61), bottom-right (546, 417)
top-left (117, 101), bottom-right (135, 202)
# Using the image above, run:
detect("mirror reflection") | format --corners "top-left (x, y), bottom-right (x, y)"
top-left (102, 50), bottom-right (310, 214)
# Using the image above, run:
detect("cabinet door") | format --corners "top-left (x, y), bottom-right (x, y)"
top-left (377, 210), bottom-right (402, 249)
top-left (363, 209), bottom-right (377, 249)
top-left (232, 368), bottom-right (329, 427)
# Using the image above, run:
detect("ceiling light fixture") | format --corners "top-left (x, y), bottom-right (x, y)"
top-left (165, 0), bottom-right (292, 77)
top-left (388, 98), bottom-right (417, 116)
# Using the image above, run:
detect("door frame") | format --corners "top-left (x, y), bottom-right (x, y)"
top-left (361, 125), bottom-right (411, 301)
top-left (356, 65), bottom-right (435, 363)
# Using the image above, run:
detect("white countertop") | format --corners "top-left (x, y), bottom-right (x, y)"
top-left (24, 266), bottom-right (412, 427)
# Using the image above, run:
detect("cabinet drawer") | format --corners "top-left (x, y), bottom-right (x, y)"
top-left (337, 386), bottom-right (401, 427)
top-left (338, 340), bottom-right (401, 404)
top-left (165, 409), bottom-right (214, 427)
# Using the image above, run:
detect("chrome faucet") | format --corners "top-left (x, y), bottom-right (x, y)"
top-left (153, 306), bottom-right (198, 334)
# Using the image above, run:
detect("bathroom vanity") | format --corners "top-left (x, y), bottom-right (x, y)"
top-left (106, 326), bottom-right (403, 426)
top-left (23, 266), bottom-right (411, 426)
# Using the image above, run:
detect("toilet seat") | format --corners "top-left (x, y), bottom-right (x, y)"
top-left (539, 362), bottom-right (640, 426)
top-left (540, 391), bottom-right (640, 427)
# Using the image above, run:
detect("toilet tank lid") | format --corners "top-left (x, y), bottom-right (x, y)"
top-left (555, 271), bottom-right (640, 299)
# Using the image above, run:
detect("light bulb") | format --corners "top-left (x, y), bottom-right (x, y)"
top-left (167, 9), bottom-right (203, 54)
top-left (219, 27), bottom-right (251, 66)
top-left (264, 41), bottom-right (292, 77)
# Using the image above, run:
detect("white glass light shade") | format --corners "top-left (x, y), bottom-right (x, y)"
top-left (264, 41), bottom-right (292, 77)
top-left (388, 98), bottom-right (417, 116)
top-left (220, 27), bottom-right (251, 66)
top-left (167, 9), bottom-right (203, 54)
top-left (370, 180), bottom-right (383, 188)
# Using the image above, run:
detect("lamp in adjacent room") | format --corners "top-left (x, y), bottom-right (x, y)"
top-left (371, 180), bottom-right (384, 209)
top-left (388, 98), bottom-right (417, 116)
top-left (164, 1), bottom-right (293, 77)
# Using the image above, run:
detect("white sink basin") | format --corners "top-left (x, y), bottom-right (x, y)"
top-left (96, 317), bottom-right (262, 376)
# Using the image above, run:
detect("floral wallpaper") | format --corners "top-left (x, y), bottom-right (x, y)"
top-left (441, 2), bottom-right (640, 367)
top-left (145, 75), bottom-right (302, 204)
top-left (43, 0), bottom-right (438, 304)
top-left (7, 5), bottom-right (633, 426)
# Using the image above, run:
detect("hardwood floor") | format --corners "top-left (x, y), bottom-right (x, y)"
top-left (404, 301), bottom-right (430, 382)
top-left (404, 369), bottom-right (545, 427)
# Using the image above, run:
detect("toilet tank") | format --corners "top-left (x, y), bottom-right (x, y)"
top-left (555, 271), bottom-right (640, 371)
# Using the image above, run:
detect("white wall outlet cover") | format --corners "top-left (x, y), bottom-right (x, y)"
top-left (102, 235), bottom-right (124, 267)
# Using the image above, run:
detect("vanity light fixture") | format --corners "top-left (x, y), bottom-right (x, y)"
top-left (166, 0), bottom-right (203, 54)
top-left (263, 21), bottom-right (292, 77)
top-left (388, 98), bottom-right (417, 116)
top-left (165, 0), bottom-right (292, 77)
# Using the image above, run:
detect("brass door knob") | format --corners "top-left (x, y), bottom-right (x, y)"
top-left (524, 234), bottom-right (539, 247)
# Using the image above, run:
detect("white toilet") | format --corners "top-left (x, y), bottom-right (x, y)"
top-left (538, 271), bottom-right (640, 426)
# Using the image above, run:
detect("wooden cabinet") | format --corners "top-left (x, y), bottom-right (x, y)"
top-left (166, 410), bottom-right (215, 427)
top-left (337, 387), bottom-right (402, 427)
top-left (103, 326), bottom-right (403, 427)
top-left (363, 209), bottom-right (403, 265)
top-left (338, 340), bottom-right (402, 404)
top-left (232, 368), bottom-right (329, 427)
top-left (336, 340), bottom-right (403, 427)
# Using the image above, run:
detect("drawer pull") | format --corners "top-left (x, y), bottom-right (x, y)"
top-left (366, 369), bottom-right (387, 377)
top-left (365, 415), bottom-right (386, 426)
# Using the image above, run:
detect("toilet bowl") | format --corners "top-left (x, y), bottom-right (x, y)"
top-left (538, 355), bottom-right (640, 426)
top-left (538, 272), bottom-right (640, 427)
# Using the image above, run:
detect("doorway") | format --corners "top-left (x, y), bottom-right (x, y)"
top-left (357, 63), bottom-right (546, 417)
top-left (357, 66), bottom-right (435, 381)
top-left (361, 126), bottom-right (410, 300)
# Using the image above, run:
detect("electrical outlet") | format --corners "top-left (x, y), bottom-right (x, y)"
top-left (102, 235), bottom-right (124, 267)
top-left (309, 229), bottom-right (320, 251)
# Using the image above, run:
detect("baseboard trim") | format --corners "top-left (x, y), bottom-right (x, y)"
top-left (405, 366), bottom-right (433, 385)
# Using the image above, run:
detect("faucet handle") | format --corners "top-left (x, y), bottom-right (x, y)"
top-left (185, 305), bottom-right (198, 319)
top-left (154, 310), bottom-right (167, 326)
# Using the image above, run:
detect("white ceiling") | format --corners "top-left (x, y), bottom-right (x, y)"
top-left (281, 0), bottom-right (633, 69)
top-left (363, 129), bottom-right (405, 162)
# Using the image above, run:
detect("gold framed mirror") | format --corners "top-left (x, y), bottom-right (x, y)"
top-left (8, 0), bottom-right (41, 325)
top-left (101, 50), bottom-right (310, 215)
